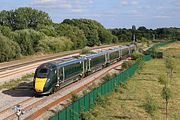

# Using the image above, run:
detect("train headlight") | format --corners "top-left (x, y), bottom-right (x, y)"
top-left (47, 78), bottom-right (50, 83)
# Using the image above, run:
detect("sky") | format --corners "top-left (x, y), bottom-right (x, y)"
top-left (0, 0), bottom-right (180, 29)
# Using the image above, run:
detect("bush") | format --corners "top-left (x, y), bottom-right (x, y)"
top-left (71, 94), bottom-right (80, 102)
top-left (14, 29), bottom-right (45, 55)
top-left (80, 111), bottom-right (93, 120)
top-left (122, 61), bottom-right (134, 70)
top-left (81, 47), bottom-right (95, 54)
top-left (37, 36), bottom-right (74, 53)
top-left (144, 95), bottom-right (157, 115)
top-left (102, 74), bottom-right (112, 82)
top-left (0, 34), bottom-right (21, 62)
top-left (131, 51), bottom-right (144, 60)
top-left (95, 94), bottom-right (109, 108)
top-left (55, 24), bottom-right (87, 49)
top-left (158, 74), bottom-right (168, 85)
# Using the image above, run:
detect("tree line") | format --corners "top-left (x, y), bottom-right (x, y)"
top-left (109, 26), bottom-right (180, 42)
top-left (0, 7), bottom-right (180, 63)
top-left (0, 7), bottom-right (118, 62)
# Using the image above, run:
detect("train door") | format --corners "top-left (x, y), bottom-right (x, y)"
top-left (56, 67), bottom-right (64, 86)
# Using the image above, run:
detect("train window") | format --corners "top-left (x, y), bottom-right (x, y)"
top-left (37, 68), bottom-right (50, 78)
top-left (39, 69), bottom-right (49, 74)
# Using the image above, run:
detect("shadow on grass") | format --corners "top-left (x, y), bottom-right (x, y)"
top-left (110, 115), bottom-right (131, 119)
top-left (137, 78), bottom-right (156, 81)
top-left (118, 98), bottom-right (136, 101)
top-left (2, 81), bottom-right (34, 97)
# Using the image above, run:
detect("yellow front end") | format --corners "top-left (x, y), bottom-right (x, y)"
top-left (35, 78), bottom-right (47, 93)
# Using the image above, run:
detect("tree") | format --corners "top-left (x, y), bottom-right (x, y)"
top-left (165, 57), bottom-right (176, 81)
top-left (0, 33), bottom-right (21, 62)
top-left (62, 19), bottom-right (102, 46)
top-left (37, 25), bottom-right (57, 37)
top-left (158, 74), bottom-right (172, 120)
top-left (161, 86), bottom-right (172, 120)
top-left (158, 74), bottom-right (168, 85)
top-left (14, 29), bottom-right (45, 55)
top-left (37, 36), bottom-right (74, 53)
top-left (0, 7), bottom-right (52, 30)
top-left (55, 24), bottom-right (87, 49)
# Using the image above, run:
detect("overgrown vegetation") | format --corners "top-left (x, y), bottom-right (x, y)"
top-left (131, 51), bottom-right (144, 60)
top-left (71, 93), bottom-right (80, 102)
top-left (81, 47), bottom-right (95, 54)
top-left (101, 73), bottom-right (118, 83)
top-left (121, 60), bottom-right (134, 70)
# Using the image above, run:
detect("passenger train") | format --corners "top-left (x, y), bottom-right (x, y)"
top-left (33, 44), bottom-right (136, 95)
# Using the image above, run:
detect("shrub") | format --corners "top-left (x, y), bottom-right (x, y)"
top-left (144, 95), bottom-right (157, 115)
top-left (0, 34), bottom-right (21, 62)
top-left (95, 94), bottom-right (109, 108)
top-left (71, 94), bottom-right (80, 102)
top-left (80, 111), bottom-right (93, 120)
top-left (131, 51), bottom-right (144, 60)
top-left (102, 74), bottom-right (112, 82)
top-left (37, 36), bottom-right (74, 53)
top-left (158, 74), bottom-right (168, 85)
top-left (81, 47), bottom-right (95, 54)
top-left (14, 29), bottom-right (45, 55)
top-left (122, 61), bottom-right (134, 70)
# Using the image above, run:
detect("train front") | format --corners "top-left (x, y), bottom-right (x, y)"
top-left (33, 63), bottom-right (56, 95)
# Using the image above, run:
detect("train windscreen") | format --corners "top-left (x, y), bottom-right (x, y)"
top-left (37, 68), bottom-right (50, 78)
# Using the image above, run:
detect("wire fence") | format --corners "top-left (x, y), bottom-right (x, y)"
top-left (49, 40), bottom-right (176, 120)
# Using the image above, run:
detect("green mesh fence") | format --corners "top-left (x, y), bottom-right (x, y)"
top-left (49, 40), bottom-right (176, 120)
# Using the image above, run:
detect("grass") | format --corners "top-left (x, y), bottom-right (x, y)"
top-left (0, 73), bottom-right (34, 90)
top-left (83, 42), bottom-right (180, 120)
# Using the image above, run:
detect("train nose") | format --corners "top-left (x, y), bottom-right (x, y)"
top-left (35, 78), bottom-right (47, 92)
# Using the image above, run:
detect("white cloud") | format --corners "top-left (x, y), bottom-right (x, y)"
top-left (121, 0), bottom-right (139, 5)
top-left (155, 15), bottom-right (171, 18)
top-left (121, 0), bottom-right (129, 5)
top-left (33, 0), bottom-right (95, 13)
top-left (131, 1), bottom-right (138, 5)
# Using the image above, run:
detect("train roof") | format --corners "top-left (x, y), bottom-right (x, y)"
top-left (41, 44), bottom-right (135, 69)
top-left (49, 56), bottom-right (86, 68)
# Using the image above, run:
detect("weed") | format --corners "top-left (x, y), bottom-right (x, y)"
top-left (144, 95), bottom-right (157, 116)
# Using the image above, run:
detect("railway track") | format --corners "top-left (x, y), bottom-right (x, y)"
top-left (0, 58), bottom-right (129, 120)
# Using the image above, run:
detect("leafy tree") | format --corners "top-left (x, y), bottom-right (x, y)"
top-left (158, 74), bottom-right (168, 85)
top-left (14, 29), bottom-right (45, 55)
top-left (165, 57), bottom-right (176, 80)
top-left (37, 25), bottom-right (57, 37)
top-left (0, 10), bottom-right (14, 27)
top-left (161, 86), bottom-right (172, 120)
top-left (62, 19), bottom-right (101, 46)
top-left (55, 24), bottom-right (87, 49)
top-left (0, 33), bottom-right (21, 62)
top-left (37, 36), bottom-right (73, 53)
top-left (158, 74), bottom-right (172, 119)
top-left (131, 51), bottom-right (143, 60)
top-left (0, 7), bottom-right (52, 30)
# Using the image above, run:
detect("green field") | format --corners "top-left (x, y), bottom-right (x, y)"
top-left (84, 42), bottom-right (180, 120)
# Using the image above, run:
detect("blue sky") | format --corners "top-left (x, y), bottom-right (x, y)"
top-left (0, 0), bottom-right (180, 29)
